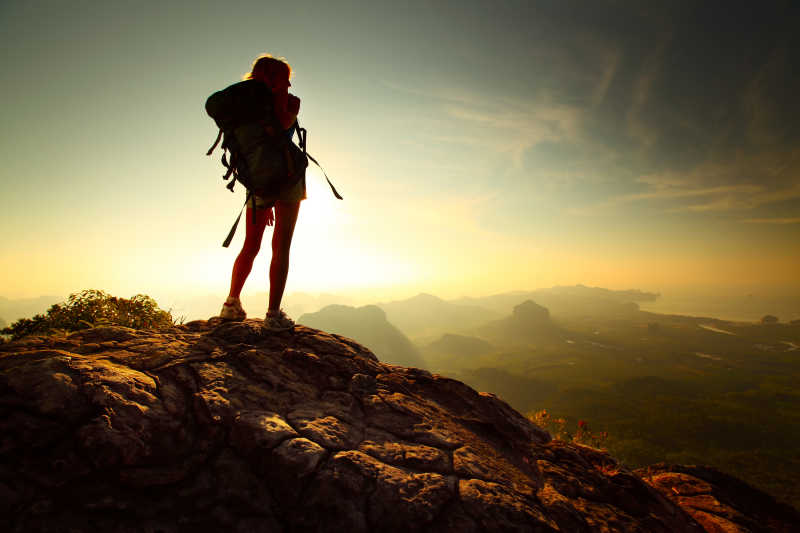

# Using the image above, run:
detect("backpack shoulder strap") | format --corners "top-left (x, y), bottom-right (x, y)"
top-left (294, 120), bottom-right (343, 200)
top-left (306, 152), bottom-right (343, 200)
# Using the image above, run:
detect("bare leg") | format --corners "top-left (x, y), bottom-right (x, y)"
top-left (228, 207), bottom-right (269, 299)
top-left (268, 200), bottom-right (301, 312)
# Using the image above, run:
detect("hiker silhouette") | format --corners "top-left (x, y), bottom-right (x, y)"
top-left (219, 54), bottom-right (304, 331)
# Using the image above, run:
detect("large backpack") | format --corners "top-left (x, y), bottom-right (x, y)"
top-left (205, 79), bottom-right (342, 247)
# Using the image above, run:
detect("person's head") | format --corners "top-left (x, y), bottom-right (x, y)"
top-left (244, 54), bottom-right (291, 93)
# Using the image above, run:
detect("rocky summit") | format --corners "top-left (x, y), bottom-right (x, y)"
top-left (1, 319), bottom-right (798, 532)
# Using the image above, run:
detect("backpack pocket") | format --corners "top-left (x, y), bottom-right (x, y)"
top-left (232, 123), bottom-right (303, 196)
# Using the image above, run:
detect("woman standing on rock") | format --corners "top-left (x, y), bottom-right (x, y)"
top-left (219, 54), bottom-right (303, 331)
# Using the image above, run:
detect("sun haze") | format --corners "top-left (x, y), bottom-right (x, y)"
top-left (1, 1), bottom-right (798, 317)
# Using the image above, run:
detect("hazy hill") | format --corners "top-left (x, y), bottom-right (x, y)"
top-left (424, 333), bottom-right (494, 358)
top-left (436, 305), bottom-right (800, 509)
top-left (472, 300), bottom-right (566, 346)
top-left (453, 284), bottom-right (658, 317)
top-left (281, 291), bottom-right (356, 321)
top-left (0, 295), bottom-right (63, 324)
top-left (298, 304), bottom-right (426, 368)
top-left (419, 333), bottom-right (495, 370)
top-left (376, 292), bottom-right (502, 340)
top-left (141, 291), bottom-right (355, 324)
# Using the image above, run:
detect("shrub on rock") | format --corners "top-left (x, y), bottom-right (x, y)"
top-left (0, 289), bottom-right (178, 340)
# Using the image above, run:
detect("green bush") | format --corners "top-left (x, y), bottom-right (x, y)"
top-left (1, 289), bottom-right (181, 341)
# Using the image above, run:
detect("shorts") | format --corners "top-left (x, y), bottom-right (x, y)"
top-left (249, 176), bottom-right (307, 210)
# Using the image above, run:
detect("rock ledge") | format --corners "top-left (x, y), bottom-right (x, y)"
top-left (1, 319), bottom-right (796, 532)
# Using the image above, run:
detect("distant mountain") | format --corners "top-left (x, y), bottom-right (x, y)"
top-left (0, 295), bottom-right (63, 324)
top-left (473, 300), bottom-right (566, 346)
top-left (169, 286), bottom-right (656, 337)
top-left (424, 333), bottom-right (494, 358)
top-left (452, 285), bottom-right (656, 317)
top-left (512, 300), bottom-right (552, 322)
top-left (298, 304), bottom-right (426, 368)
top-left (451, 290), bottom-right (546, 315)
top-left (281, 292), bottom-right (356, 322)
top-left (420, 333), bottom-right (495, 371)
top-left (149, 291), bottom-right (355, 324)
top-left (377, 293), bottom-right (502, 339)
top-left (541, 285), bottom-right (659, 302)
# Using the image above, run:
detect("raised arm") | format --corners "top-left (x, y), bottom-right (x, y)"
top-left (274, 92), bottom-right (300, 130)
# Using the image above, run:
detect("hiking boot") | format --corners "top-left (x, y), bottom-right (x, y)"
top-left (219, 297), bottom-right (246, 321)
top-left (262, 309), bottom-right (294, 331)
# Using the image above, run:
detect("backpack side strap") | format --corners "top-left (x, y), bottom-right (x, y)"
top-left (222, 190), bottom-right (253, 248)
top-left (206, 129), bottom-right (223, 155)
top-left (223, 150), bottom-right (237, 190)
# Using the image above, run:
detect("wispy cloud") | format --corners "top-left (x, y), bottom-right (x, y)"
top-left (626, 30), bottom-right (672, 148)
top-left (566, 183), bottom-right (764, 216)
top-left (568, 166), bottom-right (800, 216)
top-left (568, 157), bottom-right (800, 216)
top-left (591, 48), bottom-right (620, 107)
top-left (741, 31), bottom-right (795, 147)
top-left (672, 184), bottom-right (800, 213)
top-left (384, 80), bottom-right (584, 171)
top-left (442, 100), bottom-right (582, 169)
top-left (381, 15), bottom-right (800, 227)
top-left (741, 217), bottom-right (800, 224)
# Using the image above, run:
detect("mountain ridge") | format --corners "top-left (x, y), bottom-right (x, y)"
top-left (298, 304), bottom-right (425, 368)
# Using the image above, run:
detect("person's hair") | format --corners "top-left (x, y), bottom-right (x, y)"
top-left (243, 54), bottom-right (292, 83)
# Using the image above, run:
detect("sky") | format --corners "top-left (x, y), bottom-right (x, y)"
top-left (1, 0), bottom-right (799, 316)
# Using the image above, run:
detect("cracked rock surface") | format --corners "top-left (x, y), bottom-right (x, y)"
top-left (0, 319), bottom-right (792, 531)
top-left (637, 464), bottom-right (800, 533)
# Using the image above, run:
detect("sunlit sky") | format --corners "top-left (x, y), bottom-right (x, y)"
top-left (2, 1), bottom-right (799, 310)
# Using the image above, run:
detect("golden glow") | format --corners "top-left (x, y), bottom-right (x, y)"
top-left (1, 0), bottom-right (799, 328)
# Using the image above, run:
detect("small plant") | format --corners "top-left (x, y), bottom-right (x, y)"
top-left (1, 289), bottom-right (181, 340)
top-left (594, 460), bottom-right (620, 477)
top-left (529, 409), bottom-right (609, 449)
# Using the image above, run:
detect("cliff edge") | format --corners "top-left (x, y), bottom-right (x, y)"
top-left (1, 318), bottom-right (797, 532)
